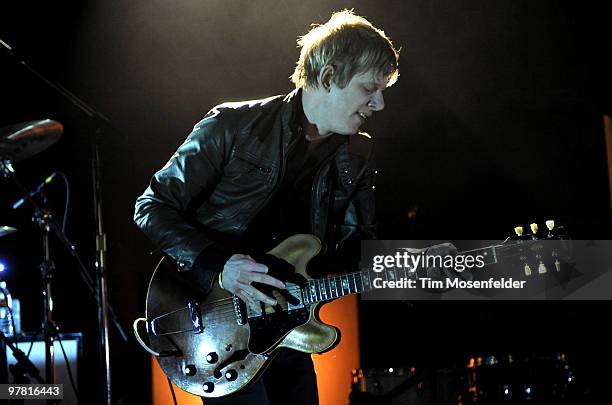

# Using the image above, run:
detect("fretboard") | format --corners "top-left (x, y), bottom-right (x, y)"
top-left (301, 244), bottom-right (502, 305)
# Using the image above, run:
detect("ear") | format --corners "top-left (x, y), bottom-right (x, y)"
top-left (317, 65), bottom-right (335, 92)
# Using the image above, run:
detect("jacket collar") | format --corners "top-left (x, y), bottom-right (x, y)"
top-left (281, 88), bottom-right (350, 149)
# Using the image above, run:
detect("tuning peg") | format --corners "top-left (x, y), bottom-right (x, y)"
top-left (545, 219), bottom-right (555, 238)
top-left (514, 226), bottom-right (524, 237)
top-left (524, 263), bottom-right (532, 276)
top-left (530, 223), bottom-right (539, 234)
top-left (555, 259), bottom-right (561, 272)
top-left (538, 261), bottom-right (547, 274)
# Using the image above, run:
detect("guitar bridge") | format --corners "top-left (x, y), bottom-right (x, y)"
top-left (187, 300), bottom-right (204, 334)
top-left (233, 297), bottom-right (247, 325)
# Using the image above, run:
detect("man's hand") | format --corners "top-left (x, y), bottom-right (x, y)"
top-left (221, 254), bottom-right (286, 313)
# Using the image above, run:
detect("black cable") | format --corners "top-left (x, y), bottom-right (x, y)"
top-left (167, 376), bottom-right (178, 405)
top-left (55, 333), bottom-right (79, 401)
top-left (56, 171), bottom-right (70, 232)
top-left (25, 330), bottom-right (41, 358)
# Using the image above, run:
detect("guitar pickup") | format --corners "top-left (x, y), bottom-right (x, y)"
top-left (187, 300), bottom-right (204, 334)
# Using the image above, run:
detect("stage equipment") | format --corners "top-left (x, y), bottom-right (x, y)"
top-left (1, 332), bottom-right (82, 405)
top-left (350, 367), bottom-right (425, 405)
top-left (463, 352), bottom-right (578, 403)
top-left (0, 226), bottom-right (17, 238)
top-left (1, 36), bottom-right (128, 405)
top-left (0, 119), bottom-right (62, 162)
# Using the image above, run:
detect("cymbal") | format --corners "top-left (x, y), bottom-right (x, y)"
top-left (0, 225), bottom-right (17, 238)
top-left (0, 119), bottom-right (63, 162)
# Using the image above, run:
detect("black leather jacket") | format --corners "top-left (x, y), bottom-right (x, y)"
top-left (134, 89), bottom-right (377, 289)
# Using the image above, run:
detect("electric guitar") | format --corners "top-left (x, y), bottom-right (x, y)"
top-left (135, 222), bottom-right (569, 398)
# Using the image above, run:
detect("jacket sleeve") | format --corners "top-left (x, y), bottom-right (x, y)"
top-left (133, 108), bottom-right (234, 274)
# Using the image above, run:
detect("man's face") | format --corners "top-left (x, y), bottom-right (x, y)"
top-left (322, 70), bottom-right (387, 135)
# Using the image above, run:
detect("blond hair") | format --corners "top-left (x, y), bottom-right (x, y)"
top-left (291, 10), bottom-right (400, 89)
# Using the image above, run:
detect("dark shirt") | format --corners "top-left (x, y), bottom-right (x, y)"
top-left (241, 132), bottom-right (344, 254)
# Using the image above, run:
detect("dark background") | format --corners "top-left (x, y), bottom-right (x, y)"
top-left (1, 1), bottom-right (611, 403)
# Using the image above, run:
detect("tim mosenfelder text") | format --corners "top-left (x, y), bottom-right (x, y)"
top-left (369, 251), bottom-right (526, 290)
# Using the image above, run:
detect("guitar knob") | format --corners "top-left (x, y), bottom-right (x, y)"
top-left (225, 369), bottom-right (238, 381)
top-left (530, 223), bottom-right (539, 234)
top-left (514, 226), bottom-right (524, 237)
top-left (206, 352), bottom-right (219, 364)
top-left (202, 381), bottom-right (215, 393)
top-left (545, 220), bottom-right (555, 231)
top-left (524, 264), bottom-right (532, 276)
top-left (183, 364), bottom-right (197, 376)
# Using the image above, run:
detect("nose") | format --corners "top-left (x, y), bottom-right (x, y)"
top-left (369, 91), bottom-right (385, 111)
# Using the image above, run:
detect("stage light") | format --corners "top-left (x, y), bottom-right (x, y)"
top-left (0, 262), bottom-right (6, 273)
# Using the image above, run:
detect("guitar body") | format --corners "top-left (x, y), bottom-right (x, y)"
top-left (145, 234), bottom-right (339, 398)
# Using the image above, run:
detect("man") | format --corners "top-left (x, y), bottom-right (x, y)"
top-left (134, 10), bottom-right (400, 405)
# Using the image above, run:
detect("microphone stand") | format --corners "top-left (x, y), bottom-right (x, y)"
top-left (1, 161), bottom-right (65, 404)
top-left (1, 37), bottom-right (127, 405)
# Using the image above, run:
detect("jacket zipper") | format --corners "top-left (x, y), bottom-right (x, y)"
top-left (235, 156), bottom-right (272, 174)
top-left (310, 146), bottom-right (345, 237)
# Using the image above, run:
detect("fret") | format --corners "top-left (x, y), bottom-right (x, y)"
top-left (319, 279), bottom-right (328, 300)
top-left (335, 276), bottom-right (342, 298)
top-left (315, 280), bottom-right (322, 301)
top-left (334, 276), bottom-right (342, 297)
top-left (328, 277), bottom-right (336, 298)
top-left (341, 275), bottom-right (350, 296)
top-left (387, 268), bottom-right (396, 281)
top-left (304, 284), bottom-right (311, 304)
top-left (462, 246), bottom-right (500, 266)
top-left (350, 273), bottom-right (357, 294)
top-left (310, 282), bottom-right (318, 302)
top-left (483, 247), bottom-right (498, 265)
top-left (362, 271), bottom-right (371, 291)
top-left (346, 274), bottom-right (353, 294)
top-left (355, 272), bottom-right (363, 293)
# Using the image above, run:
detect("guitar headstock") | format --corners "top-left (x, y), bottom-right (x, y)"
top-left (503, 219), bottom-right (571, 276)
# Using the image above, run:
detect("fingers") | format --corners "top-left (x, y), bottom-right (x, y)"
top-left (235, 283), bottom-right (277, 314)
top-left (223, 254), bottom-right (287, 313)
top-left (225, 255), bottom-right (285, 288)
top-left (249, 273), bottom-right (285, 289)
top-left (228, 255), bottom-right (268, 272)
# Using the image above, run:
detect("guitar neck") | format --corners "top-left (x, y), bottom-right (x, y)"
top-left (301, 244), bottom-right (502, 304)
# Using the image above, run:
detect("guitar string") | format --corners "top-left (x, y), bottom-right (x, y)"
top-left (153, 276), bottom-right (374, 332)
top-left (201, 276), bottom-right (367, 319)
top-left (153, 273), bottom-right (371, 329)
top-left (201, 265), bottom-right (444, 317)
top-left (164, 242), bottom-right (549, 319)
top-left (201, 267), bottom-right (429, 316)
top-left (154, 247), bottom-right (556, 331)
top-left (195, 254), bottom-right (549, 322)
